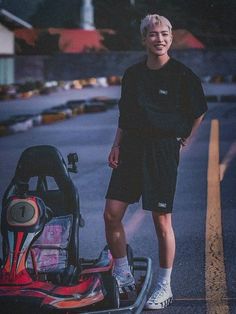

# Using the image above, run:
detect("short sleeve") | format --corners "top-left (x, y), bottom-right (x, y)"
top-left (118, 69), bottom-right (136, 129)
top-left (184, 71), bottom-right (208, 119)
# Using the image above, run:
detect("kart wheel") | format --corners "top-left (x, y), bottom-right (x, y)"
top-left (127, 244), bottom-right (134, 274)
top-left (102, 273), bottom-right (120, 309)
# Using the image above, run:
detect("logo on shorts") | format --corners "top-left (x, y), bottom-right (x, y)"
top-left (159, 89), bottom-right (168, 95)
top-left (158, 202), bottom-right (167, 208)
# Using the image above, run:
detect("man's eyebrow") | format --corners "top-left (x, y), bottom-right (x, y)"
top-left (149, 30), bottom-right (169, 34)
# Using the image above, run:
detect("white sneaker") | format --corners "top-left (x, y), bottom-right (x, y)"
top-left (145, 282), bottom-right (173, 310)
top-left (113, 272), bottom-right (135, 293)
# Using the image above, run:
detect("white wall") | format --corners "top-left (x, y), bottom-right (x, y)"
top-left (0, 23), bottom-right (14, 54)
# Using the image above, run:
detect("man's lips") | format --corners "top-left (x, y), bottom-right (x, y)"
top-left (154, 44), bottom-right (165, 49)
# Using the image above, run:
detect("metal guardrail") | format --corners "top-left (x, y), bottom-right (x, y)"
top-left (83, 257), bottom-right (153, 314)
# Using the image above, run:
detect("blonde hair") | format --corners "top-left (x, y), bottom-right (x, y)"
top-left (140, 14), bottom-right (172, 38)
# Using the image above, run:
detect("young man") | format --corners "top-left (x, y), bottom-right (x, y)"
top-left (104, 14), bottom-right (207, 310)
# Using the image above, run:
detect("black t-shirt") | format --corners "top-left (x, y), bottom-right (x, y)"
top-left (118, 58), bottom-right (208, 138)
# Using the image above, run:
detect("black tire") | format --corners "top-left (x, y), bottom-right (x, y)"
top-left (101, 272), bottom-right (120, 309)
top-left (126, 244), bottom-right (134, 275)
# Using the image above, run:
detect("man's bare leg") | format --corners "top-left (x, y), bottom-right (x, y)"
top-left (145, 212), bottom-right (175, 309)
top-left (104, 199), bottom-right (135, 291)
top-left (152, 212), bottom-right (175, 268)
top-left (104, 199), bottom-right (128, 257)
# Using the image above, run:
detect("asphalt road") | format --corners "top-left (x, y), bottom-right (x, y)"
top-left (0, 83), bottom-right (236, 120)
top-left (0, 89), bottom-right (236, 314)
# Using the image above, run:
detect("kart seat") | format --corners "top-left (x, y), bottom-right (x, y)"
top-left (2, 145), bottom-right (81, 279)
top-left (27, 214), bottom-right (73, 273)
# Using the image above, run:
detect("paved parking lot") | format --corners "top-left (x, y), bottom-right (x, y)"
top-left (0, 86), bottom-right (236, 313)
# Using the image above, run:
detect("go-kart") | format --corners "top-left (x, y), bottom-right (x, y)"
top-left (0, 145), bottom-right (152, 313)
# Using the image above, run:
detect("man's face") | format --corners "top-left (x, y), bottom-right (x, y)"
top-left (143, 23), bottom-right (172, 57)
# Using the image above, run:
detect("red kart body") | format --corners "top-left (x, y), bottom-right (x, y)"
top-left (0, 145), bottom-right (152, 313)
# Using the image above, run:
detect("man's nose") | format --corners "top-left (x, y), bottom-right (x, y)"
top-left (156, 34), bottom-right (163, 41)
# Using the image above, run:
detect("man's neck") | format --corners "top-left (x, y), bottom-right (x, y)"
top-left (146, 54), bottom-right (170, 70)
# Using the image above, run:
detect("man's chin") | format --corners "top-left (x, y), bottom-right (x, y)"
top-left (152, 51), bottom-right (167, 57)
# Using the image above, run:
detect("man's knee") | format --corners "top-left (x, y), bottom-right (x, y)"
top-left (152, 212), bottom-right (173, 237)
top-left (104, 199), bottom-right (128, 226)
top-left (104, 209), bottom-right (119, 226)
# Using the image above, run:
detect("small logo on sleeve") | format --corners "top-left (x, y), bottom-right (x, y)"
top-left (159, 89), bottom-right (168, 95)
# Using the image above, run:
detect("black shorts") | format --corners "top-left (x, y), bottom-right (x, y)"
top-left (105, 131), bottom-right (180, 213)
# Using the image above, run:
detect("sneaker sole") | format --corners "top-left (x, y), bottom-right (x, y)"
top-left (145, 296), bottom-right (173, 310)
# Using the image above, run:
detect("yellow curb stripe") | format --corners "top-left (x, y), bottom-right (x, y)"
top-left (206, 119), bottom-right (229, 314)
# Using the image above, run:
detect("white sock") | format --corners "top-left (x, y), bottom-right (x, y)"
top-left (157, 267), bottom-right (172, 285)
top-left (113, 256), bottom-right (130, 275)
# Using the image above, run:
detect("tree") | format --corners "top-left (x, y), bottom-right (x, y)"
top-left (94, 0), bottom-right (139, 50)
top-left (29, 0), bottom-right (82, 28)
top-left (18, 0), bottom-right (236, 48)
top-left (94, 0), bottom-right (236, 48)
